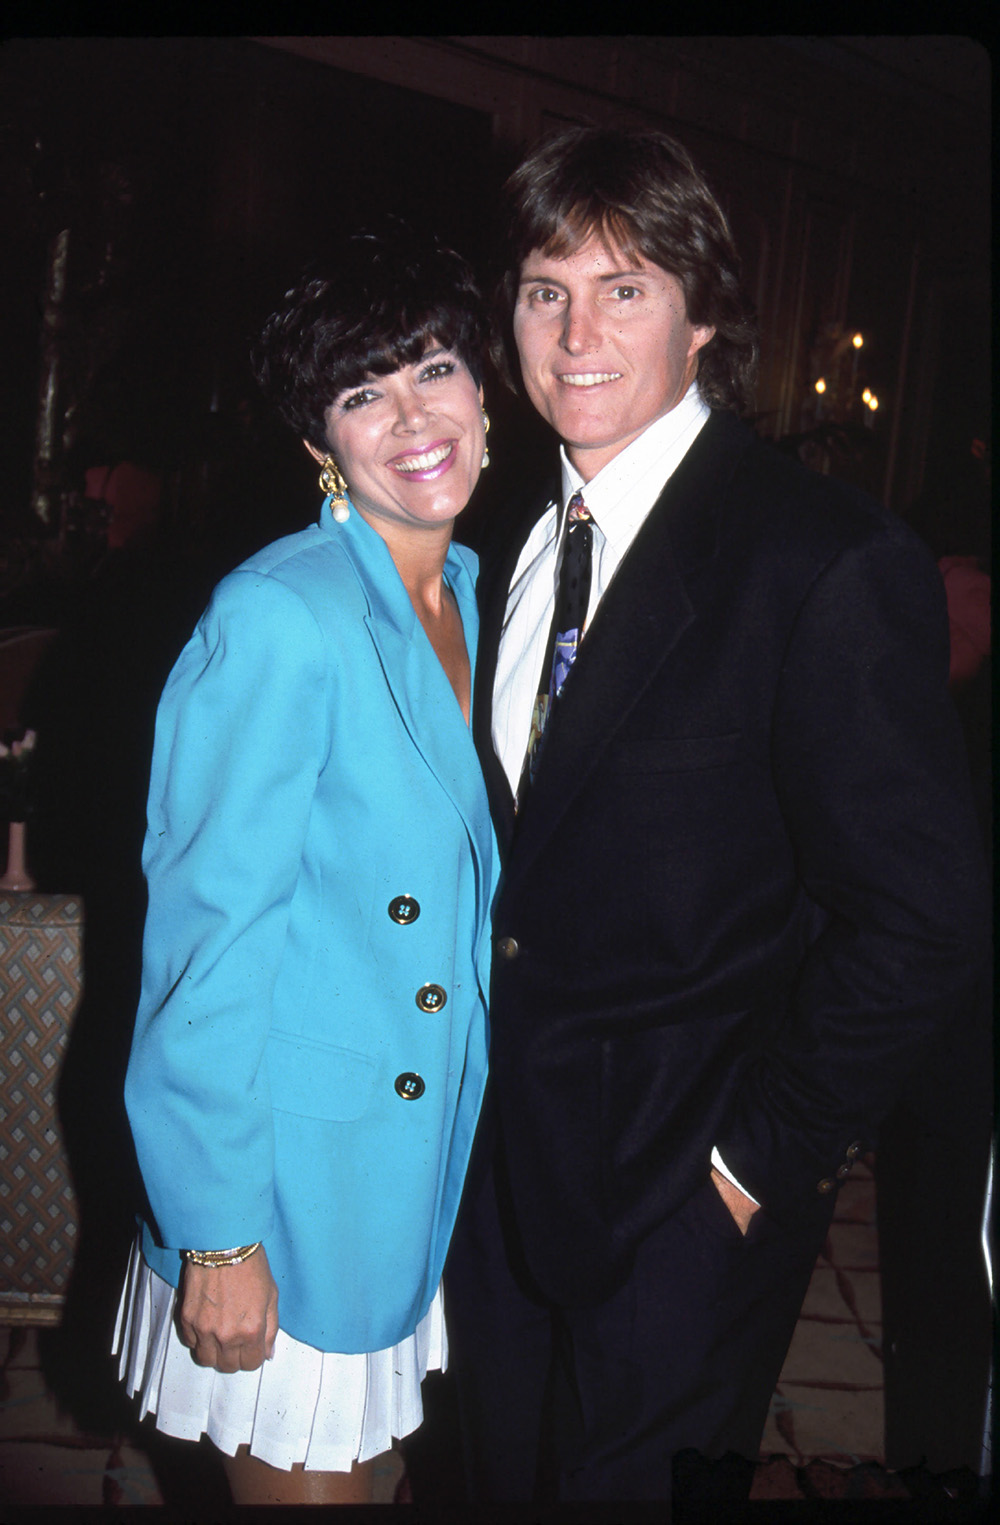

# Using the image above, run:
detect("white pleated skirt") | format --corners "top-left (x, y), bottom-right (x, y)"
top-left (113, 1238), bottom-right (446, 1472)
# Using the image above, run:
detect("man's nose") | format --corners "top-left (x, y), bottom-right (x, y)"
top-left (561, 300), bottom-right (600, 354)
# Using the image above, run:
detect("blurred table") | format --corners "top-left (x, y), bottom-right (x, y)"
top-left (0, 892), bottom-right (83, 1324)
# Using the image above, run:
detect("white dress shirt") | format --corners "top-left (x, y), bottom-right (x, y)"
top-left (492, 381), bottom-right (757, 1206)
top-left (493, 381), bottom-right (710, 790)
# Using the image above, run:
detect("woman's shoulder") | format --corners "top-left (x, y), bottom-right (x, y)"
top-left (233, 521), bottom-right (356, 583)
top-left (211, 524), bottom-right (367, 623)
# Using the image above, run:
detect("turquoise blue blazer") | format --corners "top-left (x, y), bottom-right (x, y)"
top-left (124, 496), bottom-right (498, 1354)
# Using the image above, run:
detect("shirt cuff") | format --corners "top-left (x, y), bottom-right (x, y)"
top-left (710, 1146), bottom-right (760, 1207)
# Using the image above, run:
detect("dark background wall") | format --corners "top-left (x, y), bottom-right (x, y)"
top-left (0, 38), bottom-right (497, 570)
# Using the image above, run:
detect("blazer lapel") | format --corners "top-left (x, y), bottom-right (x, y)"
top-left (330, 507), bottom-right (491, 864)
top-left (509, 410), bottom-right (753, 878)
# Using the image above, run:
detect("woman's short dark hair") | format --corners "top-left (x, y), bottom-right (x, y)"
top-left (495, 126), bottom-right (759, 414)
top-left (253, 219), bottom-right (486, 450)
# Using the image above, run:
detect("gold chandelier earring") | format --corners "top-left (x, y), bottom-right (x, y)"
top-left (481, 409), bottom-right (491, 470)
top-left (318, 456), bottom-right (351, 523)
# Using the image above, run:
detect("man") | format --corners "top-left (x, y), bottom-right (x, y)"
top-left (444, 126), bottom-right (990, 1507)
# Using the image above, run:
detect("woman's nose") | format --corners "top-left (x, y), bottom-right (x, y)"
top-left (394, 390), bottom-right (431, 431)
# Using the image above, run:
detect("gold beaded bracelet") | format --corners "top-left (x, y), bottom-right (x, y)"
top-left (182, 1242), bottom-right (261, 1267)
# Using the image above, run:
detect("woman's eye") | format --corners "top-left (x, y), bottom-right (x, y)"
top-left (421, 359), bottom-right (456, 381)
top-left (341, 387), bottom-right (377, 411)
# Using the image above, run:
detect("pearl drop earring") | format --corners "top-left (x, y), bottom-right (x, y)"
top-left (318, 456), bottom-right (350, 522)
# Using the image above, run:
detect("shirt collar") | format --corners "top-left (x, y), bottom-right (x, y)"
top-left (558, 381), bottom-right (710, 552)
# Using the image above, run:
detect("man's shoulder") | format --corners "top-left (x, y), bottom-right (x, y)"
top-left (709, 411), bottom-right (912, 558)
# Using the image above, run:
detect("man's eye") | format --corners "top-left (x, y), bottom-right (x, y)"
top-left (613, 285), bottom-right (640, 300)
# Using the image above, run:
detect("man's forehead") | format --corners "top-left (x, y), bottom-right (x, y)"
top-left (519, 234), bottom-right (658, 279)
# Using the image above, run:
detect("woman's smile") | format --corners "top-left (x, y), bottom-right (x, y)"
top-left (388, 439), bottom-right (457, 478)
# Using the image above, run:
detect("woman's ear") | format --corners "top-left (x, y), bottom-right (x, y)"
top-left (303, 439), bottom-right (326, 466)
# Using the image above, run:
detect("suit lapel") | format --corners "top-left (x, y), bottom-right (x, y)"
top-left (473, 475), bottom-right (559, 845)
top-left (507, 410), bottom-right (754, 879)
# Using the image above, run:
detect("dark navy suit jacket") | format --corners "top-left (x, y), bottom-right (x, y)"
top-left (473, 408), bottom-right (989, 1307)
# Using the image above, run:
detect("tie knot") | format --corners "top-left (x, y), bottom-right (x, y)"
top-left (567, 491), bottom-right (590, 524)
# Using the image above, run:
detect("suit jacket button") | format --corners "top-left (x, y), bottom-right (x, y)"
top-left (497, 936), bottom-right (519, 960)
top-left (388, 895), bottom-right (420, 924)
top-left (416, 983), bottom-right (447, 1013)
top-left (816, 1177), bottom-right (836, 1194)
top-left (395, 1072), bottom-right (425, 1100)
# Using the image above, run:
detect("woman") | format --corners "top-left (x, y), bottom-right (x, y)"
top-left (114, 224), bottom-right (498, 1505)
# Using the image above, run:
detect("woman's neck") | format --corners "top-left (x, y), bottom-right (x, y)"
top-left (357, 509), bottom-right (470, 722)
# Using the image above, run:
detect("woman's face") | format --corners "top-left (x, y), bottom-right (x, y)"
top-left (308, 345), bottom-right (485, 538)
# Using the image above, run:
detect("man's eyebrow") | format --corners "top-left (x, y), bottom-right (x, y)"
top-left (517, 266), bottom-right (648, 286)
top-left (595, 268), bottom-right (649, 282)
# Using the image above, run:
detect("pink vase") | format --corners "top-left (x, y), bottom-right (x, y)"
top-left (0, 819), bottom-right (36, 892)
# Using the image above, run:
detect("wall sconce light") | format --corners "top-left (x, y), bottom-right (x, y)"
top-left (804, 324), bottom-right (881, 433)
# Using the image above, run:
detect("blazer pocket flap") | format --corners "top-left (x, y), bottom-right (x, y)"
top-left (618, 732), bottom-right (743, 773)
top-left (266, 1031), bottom-right (377, 1122)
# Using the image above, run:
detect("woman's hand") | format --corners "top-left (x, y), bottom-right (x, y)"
top-left (178, 1246), bottom-right (279, 1372)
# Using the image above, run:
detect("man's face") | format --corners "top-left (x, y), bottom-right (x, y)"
top-left (512, 232), bottom-right (715, 482)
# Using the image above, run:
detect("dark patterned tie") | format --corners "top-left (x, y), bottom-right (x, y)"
top-left (517, 491), bottom-right (594, 801)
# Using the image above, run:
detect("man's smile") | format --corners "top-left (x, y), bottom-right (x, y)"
top-left (557, 372), bottom-right (624, 387)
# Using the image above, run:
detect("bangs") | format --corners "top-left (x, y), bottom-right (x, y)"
top-left (320, 292), bottom-right (480, 399)
top-left (325, 324), bottom-right (444, 395)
